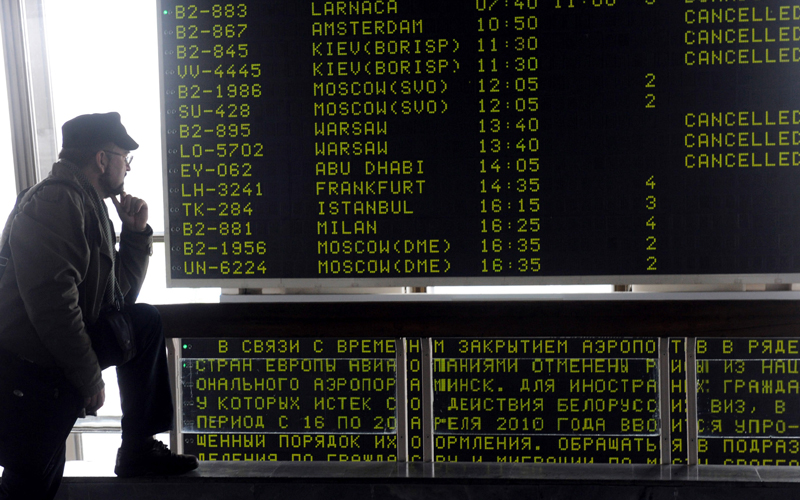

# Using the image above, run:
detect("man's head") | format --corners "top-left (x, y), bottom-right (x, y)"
top-left (58, 112), bottom-right (139, 198)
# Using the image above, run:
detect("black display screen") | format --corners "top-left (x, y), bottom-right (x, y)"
top-left (159, 0), bottom-right (800, 286)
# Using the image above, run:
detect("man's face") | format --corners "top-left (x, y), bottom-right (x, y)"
top-left (100, 148), bottom-right (130, 197)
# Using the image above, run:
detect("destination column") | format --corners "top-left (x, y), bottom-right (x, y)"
top-left (310, 2), bottom-right (458, 278)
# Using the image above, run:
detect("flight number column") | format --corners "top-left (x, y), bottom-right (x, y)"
top-left (163, 2), bottom-right (270, 280)
top-left (475, 1), bottom-right (543, 276)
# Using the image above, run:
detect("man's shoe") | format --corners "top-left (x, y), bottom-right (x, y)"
top-left (114, 440), bottom-right (199, 477)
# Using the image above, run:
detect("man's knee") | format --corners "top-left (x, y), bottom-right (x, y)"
top-left (127, 303), bottom-right (164, 353)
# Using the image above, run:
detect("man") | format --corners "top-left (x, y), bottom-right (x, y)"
top-left (0, 112), bottom-right (197, 499)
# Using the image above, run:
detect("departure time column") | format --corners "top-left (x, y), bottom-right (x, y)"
top-left (475, 0), bottom-right (543, 277)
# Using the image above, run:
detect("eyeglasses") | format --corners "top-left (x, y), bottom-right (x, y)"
top-left (103, 150), bottom-right (134, 166)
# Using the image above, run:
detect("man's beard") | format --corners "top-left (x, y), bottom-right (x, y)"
top-left (100, 173), bottom-right (124, 197)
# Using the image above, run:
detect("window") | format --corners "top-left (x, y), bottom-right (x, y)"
top-left (42, 0), bottom-right (219, 305)
top-left (44, 0), bottom-right (163, 232)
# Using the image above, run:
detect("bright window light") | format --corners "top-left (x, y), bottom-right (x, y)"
top-left (44, 0), bottom-right (163, 233)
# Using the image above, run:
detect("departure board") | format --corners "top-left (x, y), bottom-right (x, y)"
top-left (433, 337), bottom-right (661, 463)
top-left (159, 0), bottom-right (800, 287)
top-left (180, 338), bottom-right (400, 461)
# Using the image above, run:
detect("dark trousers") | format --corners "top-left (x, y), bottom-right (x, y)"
top-left (0, 303), bottom-right (174, 500)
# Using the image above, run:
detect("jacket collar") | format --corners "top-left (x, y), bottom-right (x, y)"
top-left (50, 161), bottom-right (115, 261)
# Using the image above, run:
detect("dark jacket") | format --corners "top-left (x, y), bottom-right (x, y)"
top-left (0, 162), bottom-right (152, 397)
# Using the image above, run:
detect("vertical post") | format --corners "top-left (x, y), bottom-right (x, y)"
top-left (167, 338), bottom-right (183, 453)
top-left (658, 337), bottom-right (671, 464)
top-left (23, 0), bottom-right (58, 178)
top-left (65, 433), bottom-right (83, 461)
top-left (421, 337), bottom-right (434, 462)
top-left (0, 0), bottom-right (38, 192)
top-left (685, 337), bottom-right (698, 465)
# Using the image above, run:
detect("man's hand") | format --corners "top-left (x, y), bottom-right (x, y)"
top-left (112, 192), bottom-right (149, 232)
top-left (84, 387), bottom-right (105, 415)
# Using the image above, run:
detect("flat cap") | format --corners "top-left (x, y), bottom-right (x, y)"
top-left (61, 112), bottom-right (139, 151)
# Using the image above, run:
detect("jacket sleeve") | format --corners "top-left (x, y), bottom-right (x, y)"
top-left (117, 224), bottom-right (153, 306)
top-left (9, 185), bottom-right (103, 397)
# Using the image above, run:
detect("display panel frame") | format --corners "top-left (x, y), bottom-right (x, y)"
top-left (157, 0), bottom-right (800, 289)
